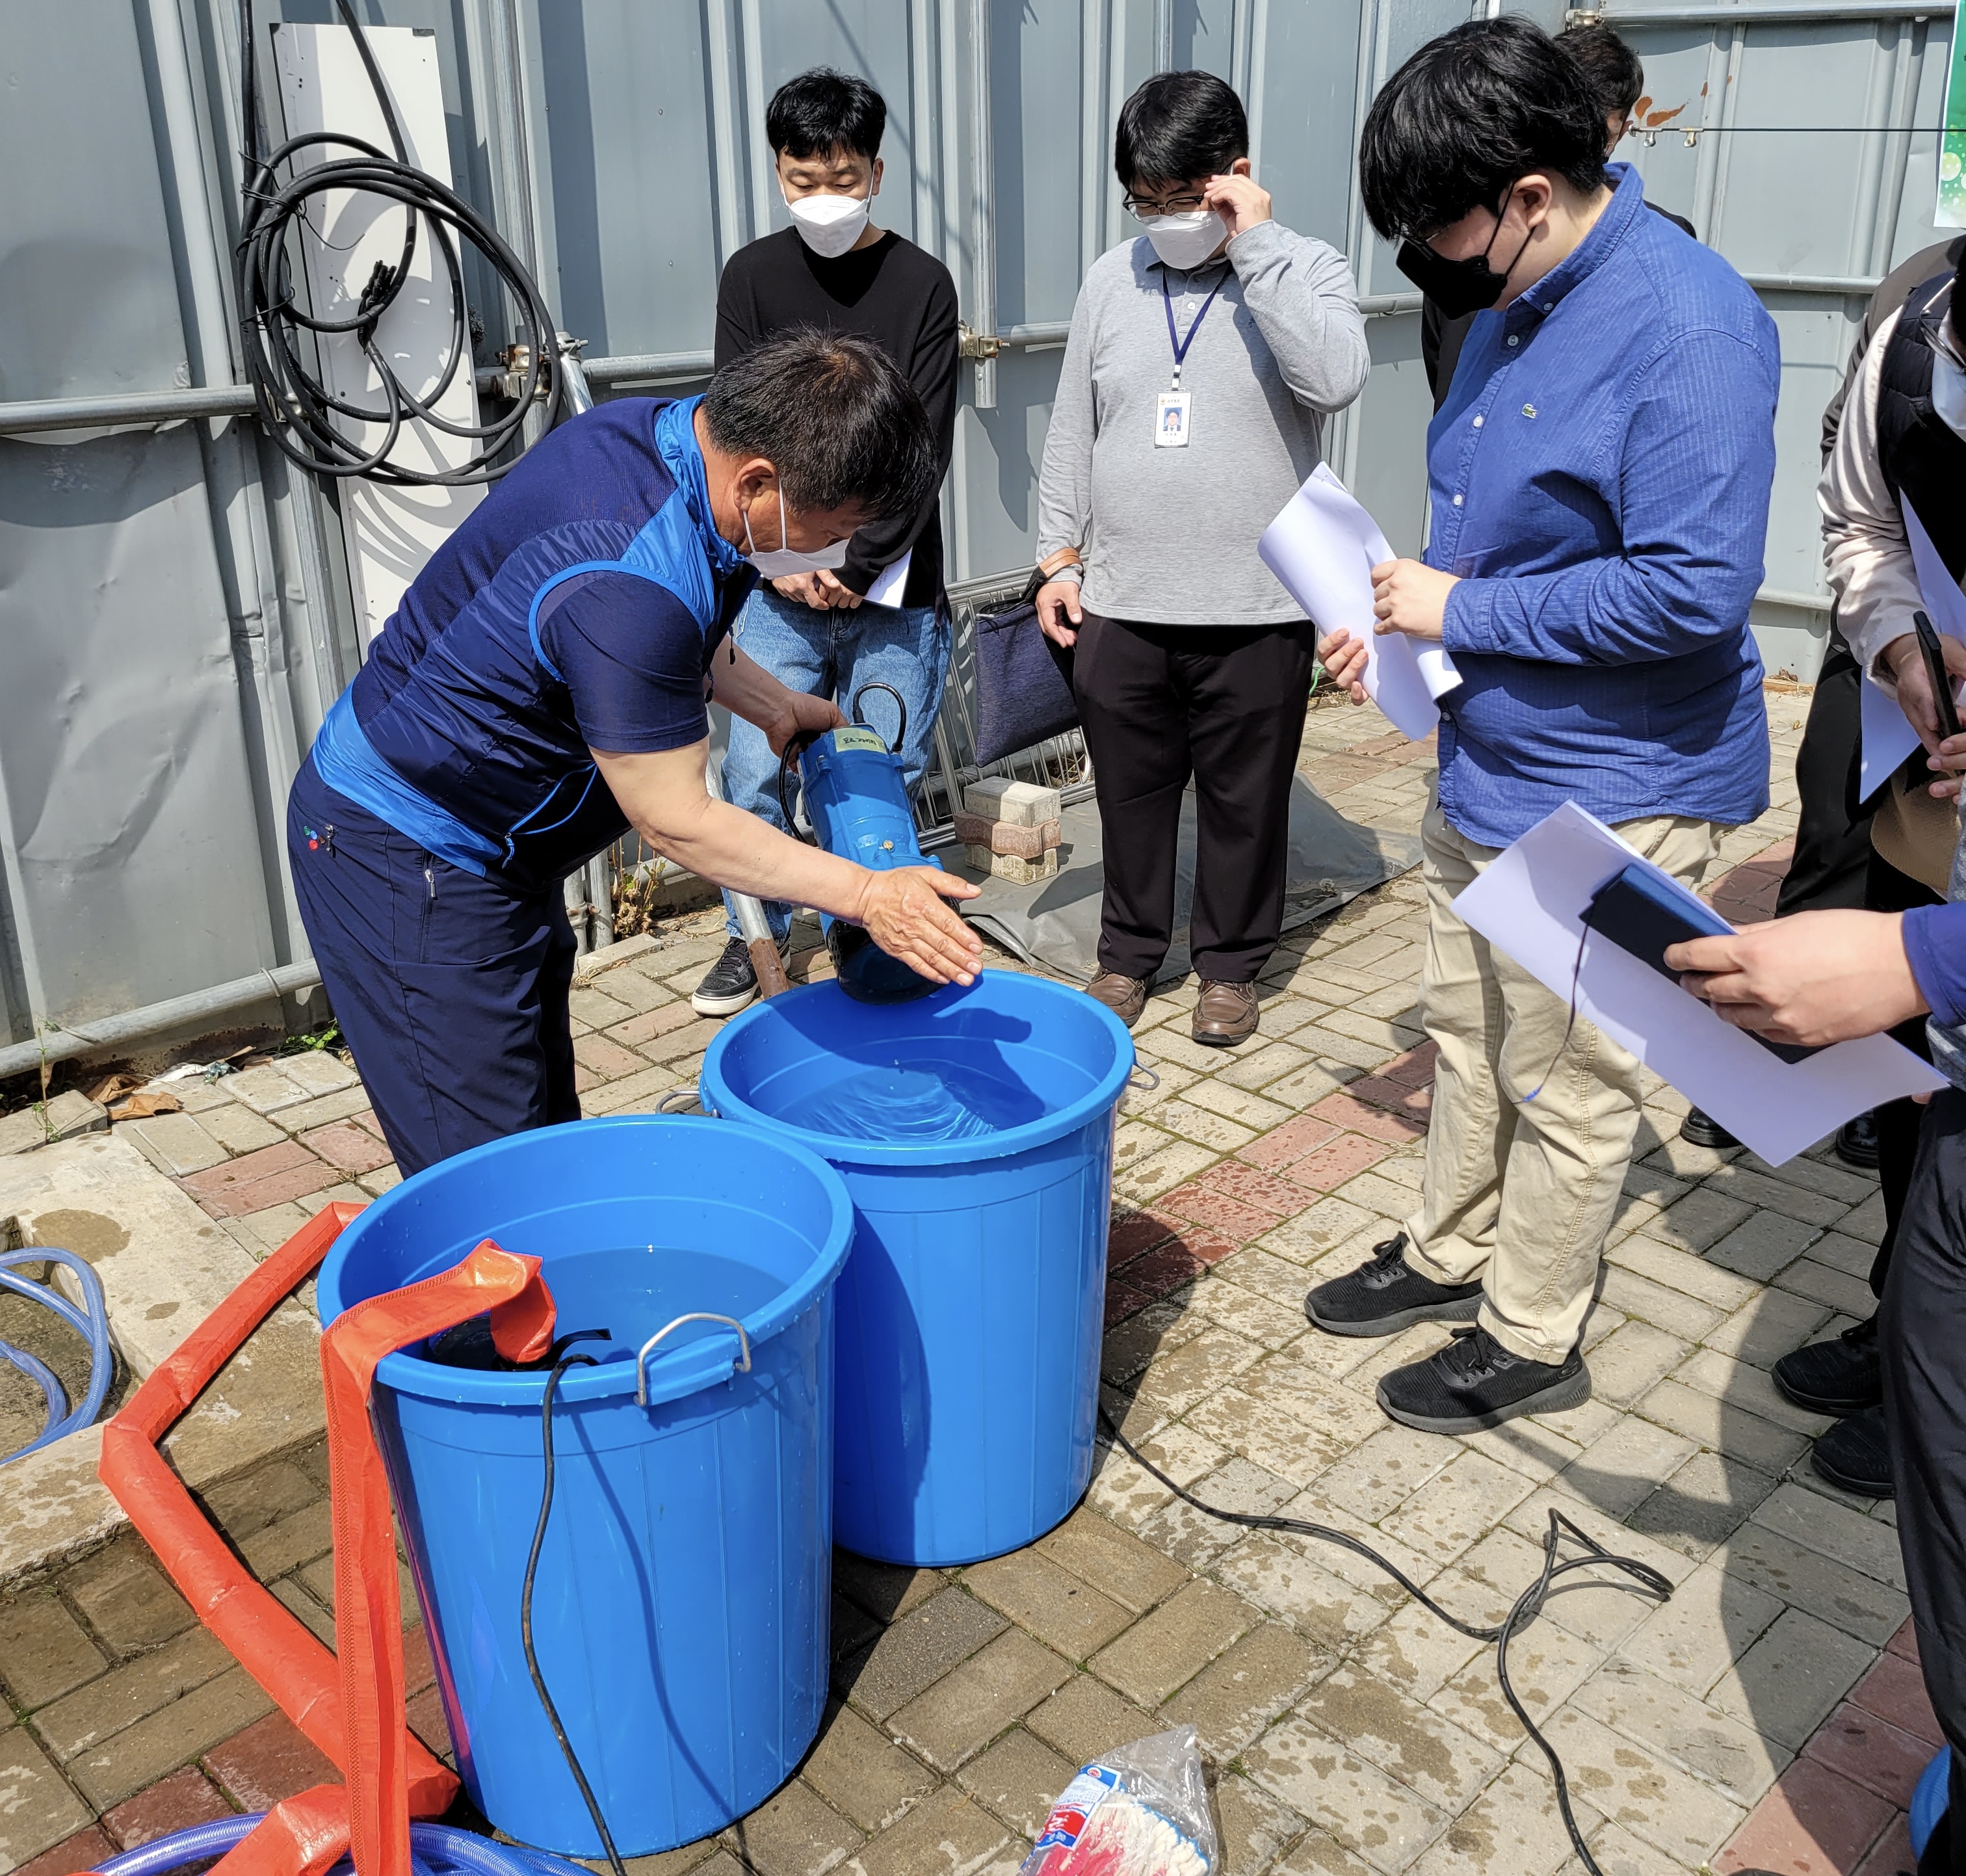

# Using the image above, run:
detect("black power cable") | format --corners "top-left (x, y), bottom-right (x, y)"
top-left (521, 1333), bottom-right (628, 1876)
top-left (235, 0), bottom-right (561, 484)
top-left (1097, 1406), bottom-right (1674, 1875)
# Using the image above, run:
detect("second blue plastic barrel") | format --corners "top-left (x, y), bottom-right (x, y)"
top-left (701, 971), bottom-right (1133, 1566)
top-left (315, 1115), bottom-right (854, 1857)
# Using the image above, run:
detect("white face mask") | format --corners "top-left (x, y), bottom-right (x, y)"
top-left (742, 490), bottom-right (850, 577)
top-left (1140, 208), bottom-right (1229, 271)
top-left (787, 189), bottom-right (871, 259)
top-left (1932, 338), bottom-right (1966, 443)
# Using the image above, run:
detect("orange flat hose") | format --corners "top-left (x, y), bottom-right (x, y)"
top-left (320, 1241), bottom-right (554, 1876)
top-left (96, 1202), bottom-right (556, 1876)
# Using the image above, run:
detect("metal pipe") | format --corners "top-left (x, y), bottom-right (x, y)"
top-left (703, 756), bottom-right (789, 997)
top-left (0, 965), bottom-right (324, 1082)
top-left (0, 384), bottom-right (257, 436)
top-left (1604, 0), bottom-right (1938, 19)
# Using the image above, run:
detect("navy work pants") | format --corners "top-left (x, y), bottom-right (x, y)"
top-left (287, 757), bottom-right (579, 1178)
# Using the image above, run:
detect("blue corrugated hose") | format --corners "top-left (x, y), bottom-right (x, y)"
top-left (93, 1814), bottom-right (595, 1876)
top-left (0, 1247), bottom-right (114, 1464)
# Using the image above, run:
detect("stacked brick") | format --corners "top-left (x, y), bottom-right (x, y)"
top-left (959, 779), bottom-right (1065, 884)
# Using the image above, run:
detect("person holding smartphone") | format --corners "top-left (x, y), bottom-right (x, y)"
top-left (1781, 241), bottom-right (1966, 1499)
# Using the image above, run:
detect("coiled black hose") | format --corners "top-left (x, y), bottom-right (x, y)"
top-left (235, 0), bottom-right (561, 484)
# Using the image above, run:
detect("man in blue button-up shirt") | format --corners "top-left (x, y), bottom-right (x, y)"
top-left (1307, 18), bottom-right (1779, 1434)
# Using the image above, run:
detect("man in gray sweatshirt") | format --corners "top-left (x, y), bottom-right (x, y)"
top-left (1033, 70), bottom-right (1369, 1046)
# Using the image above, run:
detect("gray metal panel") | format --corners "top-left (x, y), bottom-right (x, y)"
top-left (4, 0), bottom-right (1959, 1042)
top-left (1607, 2), bottom-right (1955, 673)
top-left (0, 3), bottom-right (190, 404)
top-left (0, 430), bottom-right (276, 1031)
top-left (533, 3), bottom-right (722, 358)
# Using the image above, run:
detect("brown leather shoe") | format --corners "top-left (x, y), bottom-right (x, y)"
top-left (1088, 971), bottom-right (1148, 1027)
top-left (1193, 979), bottom-right (1259, 1046)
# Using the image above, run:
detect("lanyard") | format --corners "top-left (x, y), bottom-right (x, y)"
top-left (1161, 267), bottom-right (1227, 389)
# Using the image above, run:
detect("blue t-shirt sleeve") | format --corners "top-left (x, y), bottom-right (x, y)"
top-left (1903, 903), bottom-right (1966, 1027)
top-left (537, 570), bottom-right (709, 754)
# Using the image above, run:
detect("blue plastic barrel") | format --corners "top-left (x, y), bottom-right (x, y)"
top-left (315, 1115), bottom-right (854, 1858)
top-left (701, 971), bottom-right (1133, 1566)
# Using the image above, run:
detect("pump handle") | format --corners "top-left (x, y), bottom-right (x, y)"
top-left (851, 681), bottom-right (909, 754)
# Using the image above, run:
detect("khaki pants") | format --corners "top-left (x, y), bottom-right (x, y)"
top-left (1402, 793), bottom-right (1722, 1364)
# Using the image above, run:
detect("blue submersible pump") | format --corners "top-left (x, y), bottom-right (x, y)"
top-left (778, 683), bottom-right (943, 1004)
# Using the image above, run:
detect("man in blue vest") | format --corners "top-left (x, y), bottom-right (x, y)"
top-left (287, 332), bottom-right (982, 1176)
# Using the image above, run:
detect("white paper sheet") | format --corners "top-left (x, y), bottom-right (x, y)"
top-left (865, 549), bottom-right (911, 610)
top-left (1259, 464), bottom-right (1461, 741)
top-left (1855, 499), bottom-right (1965, 799)
top-left (1452, 801), bottom-right (1945, 1165)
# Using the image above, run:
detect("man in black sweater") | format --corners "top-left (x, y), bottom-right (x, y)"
top-left (694, 68), bottom-right (960, 1016)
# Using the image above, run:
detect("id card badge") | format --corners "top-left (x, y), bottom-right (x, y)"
top-left (1154, 389), bottom-right (1192, 448)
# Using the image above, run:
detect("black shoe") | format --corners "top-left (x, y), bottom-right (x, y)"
top-left (1377, 1327), bottom-right (1592, 1433)
top-left (1811, 1403), bottom-right (1893, 1498)
top-left (692, 936), bottom-right (763, 1016)
top-left (1679, 1107), bottom-right (1740, 1150)
top-left (1835, 1109), bottom-right (1881, 1170)
top-left (1305, 1234), bottom-right (1484, 1338)
top-left (1772, 1315), bottom-right (1880, 1416)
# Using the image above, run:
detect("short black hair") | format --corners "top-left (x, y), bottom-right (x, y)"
top-left (1556, 21), bottom-right (1645, 120)
top-left (703, 330), bottom-right (935, 522)
top-left (1359, 18), bottom-right (1609, 241)
top-left (765, 68), bottom-right (886, 163)
top-left (1114, 71), bottom-right (1248, 192)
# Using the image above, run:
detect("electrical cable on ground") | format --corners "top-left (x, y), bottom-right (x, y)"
top-left (1097, 1405), bottom-right (1675, 1876)
top-left (0, 1247), bottom-right (114, 1466)
top-left (235, 0), bottom-right (562, 485)
top-left (522, 1334), bottom-right (630, 1876)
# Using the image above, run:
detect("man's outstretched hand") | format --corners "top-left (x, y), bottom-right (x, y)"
top-left (1666, 908), bottom-right (1927, 1048)
top-left (856, 867), bottom-right (984, 986)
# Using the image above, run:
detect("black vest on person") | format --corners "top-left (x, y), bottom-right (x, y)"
top-left (1877, 241), bottom-right (1966, 587)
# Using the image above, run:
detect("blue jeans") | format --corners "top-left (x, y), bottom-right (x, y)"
top-left (720, 583), bottom-right (951, 943)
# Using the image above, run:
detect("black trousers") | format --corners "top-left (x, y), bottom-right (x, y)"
top-left (1072, 612), bottom-right (1317, 984)
top-left (1774, 622), bottom-right (1873, 918)
top-left (1880, 1089), bottom-right (1966, 1871)
top-left (1868, 849), bottom-right (1945, 1293)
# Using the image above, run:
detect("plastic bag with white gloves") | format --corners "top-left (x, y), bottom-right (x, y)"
top-left (1019, 1724), bottom-right (1216, 1875)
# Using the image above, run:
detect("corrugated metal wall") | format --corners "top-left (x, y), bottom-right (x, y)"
top-left (0, 0), bottom-right (1954, 1048)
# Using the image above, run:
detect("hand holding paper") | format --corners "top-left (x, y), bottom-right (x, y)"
top-left (1856, 497), bottom-right (1966, 795)
top-left (1452, 802), bottom-right (1943, 1165)
top-left (1258, 464), bottom-right (1461, 741)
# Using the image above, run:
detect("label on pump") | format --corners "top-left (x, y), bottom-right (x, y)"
top-left (830, 727), bottom-right (887, 754)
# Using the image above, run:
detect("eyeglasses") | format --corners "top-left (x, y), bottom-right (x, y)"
top-left (1124, 191), bottom-right (1209, 218)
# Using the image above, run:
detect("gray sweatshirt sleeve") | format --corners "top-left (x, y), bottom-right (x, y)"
top-left (1226, 221), bottom-right (1369, 415)
top-left (1035, 285), bottom-right (1097, 585)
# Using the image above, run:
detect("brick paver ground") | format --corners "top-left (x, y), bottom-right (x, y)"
top-left (6, 688), bottom-right (1931, 1876)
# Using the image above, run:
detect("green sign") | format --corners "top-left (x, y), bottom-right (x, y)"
top-left (1943, 0), bottom-right (1966, 226)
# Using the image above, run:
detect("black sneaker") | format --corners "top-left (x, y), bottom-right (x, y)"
top-left (1679, 1107), bottom-right (1740, 1150)
top-left (692, 936), bottom-right (764, 1016)
top-left (1835, 1109), bottom-right (1881, 1170)
top-left (1772, 1315), bottom-right (1880, 1416)
top-left (1377, 1327), bottom-right (1592, 1434)
top-left (1811, 1403), bottom-right (1892, 1498)
top-left (1305, 1233), bottom-right (1484, 1338)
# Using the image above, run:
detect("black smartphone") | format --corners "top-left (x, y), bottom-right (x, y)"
top-left (1914, 609), bottom-right (1961, 744)
top-left (1581, 864), bottom-right (1822, 1063)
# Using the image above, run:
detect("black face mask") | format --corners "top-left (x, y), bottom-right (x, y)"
top-left (1395, 194), bottom-right (1532, 320)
